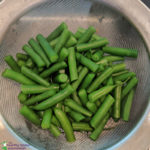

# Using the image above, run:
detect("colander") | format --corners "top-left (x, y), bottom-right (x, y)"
top-left (0, 0), bottom-right (150, 149)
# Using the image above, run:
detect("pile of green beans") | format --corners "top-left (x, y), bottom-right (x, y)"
top-left (2, 22), bottom-right (139, 142)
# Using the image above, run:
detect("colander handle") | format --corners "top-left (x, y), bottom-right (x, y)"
top-left (0, 0), bottom-right (46, 44)
top-left (100, 0), bottom-right (150, 51)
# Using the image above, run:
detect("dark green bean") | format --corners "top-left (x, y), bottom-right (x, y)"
top-left (19, 105), bottom-right (41, 126)
top-left (87, 67), bottom-right (113, 93)
top-left (72, 122), bottom-right (93, 131)
top-left (68, 47), bottom-right (78, 82)
top-left (41, 109), bottom-right (52, 129)
top-left (65, 35), bottom-right (77, 48)
top-left (16, 53), bottom-right (28, 60)
top-left (47, 22), bottom-right (67, 42)
top-left (76, 39), bottom-right (109, 52)
top-left (36, 34), bottom-right (58, 63)
top-left (90, 95), bottom-right (114, 128)
top-left (78, 89), bottom-right (88, 106)
top-left (26, 58), bottom-right (35, 68)
top-left (54, 108), bottom-right (75, 142)
top-left (2, 68), bottom-right (35, 85)
top-left (54, 73), bottom-right (68, 83)
top-left (28, 38), bottom-right (50, 67)
top-left (59, 47), bottom-right (69, 61)
top-left (4, 55), bottom-right (20, 72)
top-left (92, 51), bottom-right (104, 62)
top-left (88, 85), bottom-right (115, 103)
top-left (40, 61), bottom-right (67, 78)
top-left (86, 102), bottom-right (97, 113)
top-left (22, 44), bottom-right (45, 67)
top-left (102, 46), bottom-right (138, 58)
top-left (49, 123), bottom-right (61, 137)
top-left (112, 63), bottom-right (126, 73)
top-left (32, 85), bottom-right (74, 110)
top-left (21, 84), bottom-right (59, 94)
top-left (18, 92), bottom-right (28, 104)
top-left (71, 91), bottom-right (82, 106)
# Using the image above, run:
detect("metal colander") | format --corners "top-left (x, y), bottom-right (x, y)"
top-left (0, 0), bottom-right (150, 149)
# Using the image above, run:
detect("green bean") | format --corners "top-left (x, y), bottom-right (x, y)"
top-left (95, 100), bottom-right (101, 107)
top-left (37, 110), bottom-right (44, 118)
top-left (91, 51), bottom-right (104, 62)
top-left (32, 67), bottom-right (39, 74)
top-left (17, 59), bottom-right (26, 67)
top-left (74, 27), bottom-right (85, 39)
top-left (16, 53), bottom-right (28, 60)
top-left (87, 67), bottom-right (113, 93)
top-left (96, 58), bottom-right (109, 66)
top-left (112, 70), bottom-right (129, 77)
top-left (47, 22), bottom-right (67, 42)
top-left (18, 92), bottom-right (28, 103)
top-left (76, 39), bottom-right (109, 52)
top-left (113, 81), bottom-right (122, 119)
top-left (90, 113), bottom-right (109, 140)
top-left (22, 44), bottom-right (45, 67)
top-left (54, 108), bottom-right (75, 142)
top-left (121, 77), bottom-right (138, 99)
top-left (49, 36), bottom-right (59, 48)
top-left (72, 122), bottom-right (93, 131)
top-left (90, 34), bottom-right (104, 41)
top-left (26, 58), bottom-right (35, 68)
top-left (21, 84), bottom-right (59, 94)
top-left (122, 89), bottom-right (134, 121)
top-left (77, 65), bottom-right (83, 73)
top-left (55, 29), bottom-right (71, 53)
top-left (100, 95), bottom-right (106, 103)
top-left (60, 82), bottom-right (68, 89)
top-left (41, 109), bottom-right (52, 129)
top-left (54, 73), bottom-right (68, 83)
top-left (85, 50), bottom-right (93, 59)
top-left (59, 47), bottom-right (69, 61)
top-left (71, 91), bottom-right (82, 106)
top-left (78, 89), bottom-right (88, 106)
top-left (106, 76), bottom-right (114, 86)
top-left (90, 95), bottom-right (114, 128)
top-left (77, 26), bottom-right (96, 44)
top-left (102, 46), bottom-right (138, 58)
top-left (103, 55), bottom-right (124, 62)
top-left (112, 63), bottom-right (126, 73)
top-left (72, 67), bottom-right (88, 90)
top-left (28, 38), bottom-right (50, 67)
top-left (21, 66), bottom-right (50, 87)
top-left (86, 102), bottom-right (97, 113)
top-left (55, 102), bottom-right (63, 109)
top-left (65, 35), bottom-right (77, 47)
top-left (32, 85), bottom-right (74, 110)
top-left (24, 90), bottom-right (56, 105)
top-left (4, 55), bottom-right (21, 72)
top-left (19, 105), bottom-right (41, 126)
top-left (51, 115), bottom-right (61, 127)
top-left (88, 85), bottom-right (115, 103)
top-left (49, 123), bottom-right (61, 137)
top-left (80, 73), bottom-right (95, 89)
top-left (40, 61), bottom-right (67, 78)
top-left (114, 72), bottom-right (136, 82)
top-left (64, 99), bottom-right (92, 117)
top-left (68, 47), bottom-right (78, 82)
top-left (36, 34), bottom-right (58, 63)
top-left (2, 68), bottom-right (35, 85)
top-left (76, 53), bottom-right (99, 72)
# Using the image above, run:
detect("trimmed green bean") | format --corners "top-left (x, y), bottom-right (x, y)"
top-left (74, 27), bottom-right (85, 39)
top-left (76, 39), bottom-right (109, 52)
top-left (22, 44), bottom-right (45, 67)
top-left (95, 100), bottom-right (101, 107)
top-left (21, 66), bottom-right (50, 86)
top-left (65, 35), bottom-right (77, 48)
top-left (59, 47), bottom-right (69, 61)
top-left (17, 59), bottom-right (26, 67)
top-left (112, 70), bottom-right (129, 77)
top-left (26, 58), bottom-right (35, 68)
top-left (72, 122), bottom-right (93, 131)
top-left (54, 73), bottom-right (68, 83)
top-left (103, 55), bottom-right (124, 62)
top-left (16, 53), bottom-right (28, 60)
top-left (87, 67), bottom-right (113, 93)
top-left (90, 34), bottom-right (104, 41)
top-left (55, 29), bottom-right (71, 53)
top-left (51, 115), bottom-right (61, 127)
top-left (28, 38), bottom-right (50, 67)
top-left (37, 110), bottom-right (44, 118)
top-left (54, 108), bottom-right (75, 142)
top-left (85, 50), bottom-right (93, 59)
top-left (68, 47), bottom-right (78, 82)
top-left (106, 76), bottom-right (114, 85)
top-left (49, 36), bottom-right (59, 48)
top-left (112, 63), bottom-right (126, 73)
top-left (49, 123), bottom-right (61, 137)
top-left (90, 95), bottom-right (114, 128)
top-left (71, 91), bottom-right (82, 106)
top-left (18, 92), bottom-right (28, 103)
top-left (90, 113), bottom-right (109, 140)
top-left (19, 105), bottom-right (41, 126)
top-left (122, 89), bottom-right (134, 121)
top-left (41, 109), bottom-right (52, 129)
top-left (40, 61), bottom-right (67, 78)
top-left (96, 58), bottom-right (109, 66)
top-left (78, 89), bottom-right (88, 106)
top-left (88, 85), bottom-right (115, 103)
top-left (55, 102), bottom-right (63, 109)
top-left (36, 34), bottom-right (58, 63)
top-left (47, 22), bottom-right (67, 42)
top-left (4, 55), bottom-right (20, 72)
top-left (2, 68), bottom-right (35, 85)
top-left (32, 85), bottom-right (74, 110)
top-left (102, 46), bottom-right (138, 58)
top-left (121, 77), bottom-right (138, 99)
top-left (72, 67), bottom-right (88, 90)
top-left (77, 65), bottom-right (83, 73)
top-left (64, 99), bottom-right (92, 117)
top-left (86, 102), bottom-right (97, 113)
top-left (24, 90), bottom-right (56, 105)
top-left (92, 51), bottom-right (104, 62)
top-left (21, 84), bottom-right (59, 94)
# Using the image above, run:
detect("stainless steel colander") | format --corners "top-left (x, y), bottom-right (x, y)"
top-left (0, 0), bottom-right (150, 149)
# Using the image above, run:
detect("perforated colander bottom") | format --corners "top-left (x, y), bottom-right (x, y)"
top-left (0, 0), bottom-right (150, 150)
